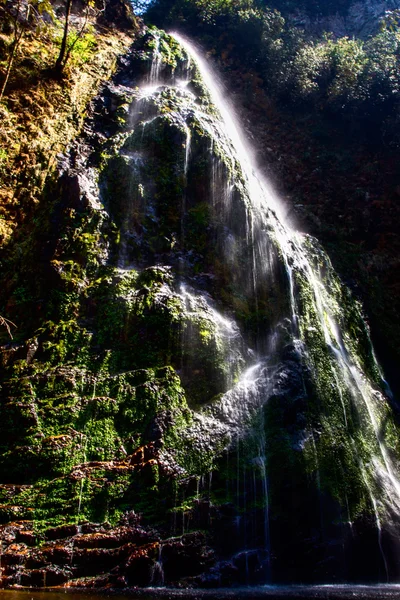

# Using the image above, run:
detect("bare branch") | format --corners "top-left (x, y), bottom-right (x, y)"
top-left (0, 315), bottom-right (17, 339)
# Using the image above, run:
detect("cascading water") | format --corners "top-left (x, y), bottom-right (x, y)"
top-left (112, 29), bottom-right (400, 583)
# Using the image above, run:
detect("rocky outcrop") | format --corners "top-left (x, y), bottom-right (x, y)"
top-left (0, 518), bottom-right (214, 588)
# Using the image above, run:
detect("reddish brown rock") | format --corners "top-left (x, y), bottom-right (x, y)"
top-left (20, 569), bottom-right (46, 587)
top-left (0, 521), bottom-right (27, 544)
top-left (41, 542), bottom-right (74, 565)
top-left (129, 442), bottom-right (157, 466)
top-left (3, 542), bottom-right (30, 566)
top-left (74, 526), bottom-right (151, 549)
top-left (15, 530), bottom-right (37, 546)
top-left (161, 532), bottom-right (215, 582)
top-left (124, 541), bottom-right (159, 586)
top-left (0, 514), bottom-right (214, 589)
top-left (45, 523), bottom-right (79, 541)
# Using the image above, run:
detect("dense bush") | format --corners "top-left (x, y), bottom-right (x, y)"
top-left (143, 0), bottom-right (400, 143)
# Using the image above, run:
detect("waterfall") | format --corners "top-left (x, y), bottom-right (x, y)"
top-left (8, 17), bottom-right (400, 588)
top-left (151, 543), bottom-right (165, 586)
top-left (45, 26), bottom-right (400, 584)
top-left (148, 31), bottom-right (162, 85)
top-left (131, 30), bottom-right (400, 580)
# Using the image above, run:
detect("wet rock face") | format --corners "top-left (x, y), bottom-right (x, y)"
top-left (0, 520), bottom-right (215, 589)
top-left (1, 26), bottom-right (400, 589)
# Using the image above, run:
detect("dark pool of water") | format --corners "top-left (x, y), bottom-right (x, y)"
top-left (3, 586), bottom-right (400, 600)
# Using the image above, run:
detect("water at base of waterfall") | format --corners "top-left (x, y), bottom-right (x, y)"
top-left (4, 586), bottom-right (400, 600)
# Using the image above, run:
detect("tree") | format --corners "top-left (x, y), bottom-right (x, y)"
top-left (0, 0), bottom-right (32, 101)
top-left (54, 0), bottom-right (74, 73)
top-left (54, 0), bottom-right (99, 74)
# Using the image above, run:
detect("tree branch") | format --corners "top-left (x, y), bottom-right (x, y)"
top-left (0, 315), bottom-right (17, 339)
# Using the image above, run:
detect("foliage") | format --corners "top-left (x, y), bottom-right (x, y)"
top-left (0, 0), bottom-right (54, 100)
top-left (0, 0), bottom-right (134, 252)
top-left (145, 0), bottom-right (400, 140)
top-left (130, 0), bottom-right (153, 14)
top-left (55, 28), bottom-right (98, 67)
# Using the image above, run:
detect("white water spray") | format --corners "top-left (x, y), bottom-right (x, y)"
top-left (149, 32), bottom-right (162, 85)
top-left (169, 32), bottom-right (400, 512)
top-left (111, 29), bottom-right (400, 579)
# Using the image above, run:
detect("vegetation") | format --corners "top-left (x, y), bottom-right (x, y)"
top-left (0, 0), bottom-right (136, 252)
top-left (0, 32), bottom-right (240, 533)
top-left (144, 0), bottom-right (400, 132)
